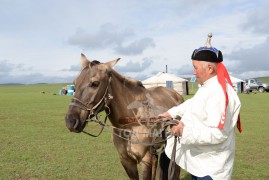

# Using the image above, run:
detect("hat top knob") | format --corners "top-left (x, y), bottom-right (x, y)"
top-left (205, 33), bottom-right (213, 48)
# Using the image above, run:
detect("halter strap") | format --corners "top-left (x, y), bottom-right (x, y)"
top-left (70, 76), bottom-right (112, 113)
top-left (69, 76), bottom-right (112, 137)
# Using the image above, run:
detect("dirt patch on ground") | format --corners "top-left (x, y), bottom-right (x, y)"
top-left (0, 115), bottom-right (9, 121)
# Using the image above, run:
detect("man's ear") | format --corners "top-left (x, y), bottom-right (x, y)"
top-left (208, 63), bottom-right (216, 74)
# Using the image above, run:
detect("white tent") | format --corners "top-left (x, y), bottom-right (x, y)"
top-left (230, 76), bottom-right (244, 93)
top-left (142, 72), bottom-right (189, 95)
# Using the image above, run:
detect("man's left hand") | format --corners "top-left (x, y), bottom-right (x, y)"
top-left (171, 120), bottom-right (185, 137)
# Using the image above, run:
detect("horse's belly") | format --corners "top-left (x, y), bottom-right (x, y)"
top-left (112, 126), bottom-right (161, 162)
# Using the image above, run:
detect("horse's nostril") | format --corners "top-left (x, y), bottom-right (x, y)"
top-left (65, 114), bottom-right (79, 131)
top-left (65, 107), bottom-right (88, 133)
top-left (73, 119), bottom-right (79, 129)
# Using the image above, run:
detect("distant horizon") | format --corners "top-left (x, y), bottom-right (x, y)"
top-left (1, 75), bottom-right (269, 86)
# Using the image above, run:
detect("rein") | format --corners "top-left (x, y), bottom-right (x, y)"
top-left (95, 118), bottom-right (178, 149)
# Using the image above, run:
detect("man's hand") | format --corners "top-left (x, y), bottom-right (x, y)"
top-left (171, 120), bottom-right (185, 136)
top-left (158, 112), bottom-right (172, 121)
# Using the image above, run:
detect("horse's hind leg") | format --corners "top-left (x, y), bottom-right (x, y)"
top-left (120, 157), bottom-right (139, 180)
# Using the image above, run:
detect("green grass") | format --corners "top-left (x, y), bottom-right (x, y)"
top-left (0, 84), bottom-right (269, 179)
top-left (256, 77), bottom-right (269, 83)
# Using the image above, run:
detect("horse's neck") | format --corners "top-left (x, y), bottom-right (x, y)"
top-left (108, 73), bottom-right (145, 126)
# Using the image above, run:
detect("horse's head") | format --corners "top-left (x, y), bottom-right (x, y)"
top-left (65, 53), bottom-right (120, 133)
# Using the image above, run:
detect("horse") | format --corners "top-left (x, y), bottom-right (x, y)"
top-left (65, 53), bottom-right (184, 180)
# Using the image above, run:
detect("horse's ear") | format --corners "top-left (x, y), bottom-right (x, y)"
top-left (106, 58), bottom-right (121, 68)
top-left (81, 53), bottom-right (90, 69)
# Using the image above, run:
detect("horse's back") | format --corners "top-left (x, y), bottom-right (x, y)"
top-left (146, 86), bottom-right (184, 109)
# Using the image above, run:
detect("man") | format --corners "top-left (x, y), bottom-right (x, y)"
top-left (160, 34), bottom-right (242, 180)
top-left (245, 82), bottom-right (250, 94)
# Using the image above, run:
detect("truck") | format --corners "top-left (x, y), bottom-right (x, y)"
top-left (245, 78), bottom-right (269, 93)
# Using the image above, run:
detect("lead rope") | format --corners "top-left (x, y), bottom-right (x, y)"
top-left (82, 100), bottom-right (108, 137)
top-left (168, 136), bottom-right (178, 180)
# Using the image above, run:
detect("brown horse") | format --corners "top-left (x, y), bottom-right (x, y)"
top-left (65, 54), bottom-right (184, 180)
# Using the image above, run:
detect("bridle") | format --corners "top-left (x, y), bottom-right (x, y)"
top-left (69, 75), bottom-right (113, 137)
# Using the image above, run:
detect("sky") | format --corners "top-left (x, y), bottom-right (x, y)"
top-left (1, 0), bottom-right (269, 84)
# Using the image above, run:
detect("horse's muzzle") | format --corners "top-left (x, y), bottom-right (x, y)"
top-left (65, 111), bottom-right (86, 133)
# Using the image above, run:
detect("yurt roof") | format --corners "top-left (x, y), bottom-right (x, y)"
top-left (230, 76), bottom-right (244, 83)
top-left (142, 72), bottom-right (188, 84)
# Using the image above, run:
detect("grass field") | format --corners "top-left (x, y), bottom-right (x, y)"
top-left (0, 83), bottom-right (269, 179)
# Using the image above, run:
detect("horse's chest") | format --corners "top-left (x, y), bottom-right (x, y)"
top-left (113, 126), bottom-right (155, 161)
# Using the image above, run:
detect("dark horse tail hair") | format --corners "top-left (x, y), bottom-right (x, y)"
top-left (159, 129), bottom-right (170, 180)
top-left (159, 150), bottom-right (170, 180)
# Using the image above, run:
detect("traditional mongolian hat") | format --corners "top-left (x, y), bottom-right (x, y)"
top-left (191, 33), bottom-right (223, 62)
top-left (192, 33), bottom-right (242, 132)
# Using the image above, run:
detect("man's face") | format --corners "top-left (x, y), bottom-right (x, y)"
top-left (192, 60), bottom-right (208, 85)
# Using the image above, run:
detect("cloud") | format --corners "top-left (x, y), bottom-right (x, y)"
top-left (173, 64), bottom-right (193, 76)
top-left (115, 38), bottom-right (155, 55)
top-left (0, 60), bottom-right (14, 75)
top-left (62, 64), bottom-right (80, 72)
top-left (0, 60), bottom-right (32, 76)
top-left (0, 72), bottom-right (74, 84)
top-left (226, 3), bottom-right (269, 75)
top-left (68, 23), bottom-right (155, 55)
top-left (226, 36), bottom-right (269, 73)
top-left (0, 60), bottom-right (74, 84)
top-left (115, 58), bottom-right (153, 73)
top-left (68, 24), bottom-right (134, 49)
top-left (1, 1), bottom-right (269, 84)
top-left (0, 73), bottom-right (72, 84)
top-left (240, 3), bottom-right (269, 35)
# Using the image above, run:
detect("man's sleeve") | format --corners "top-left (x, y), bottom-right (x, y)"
top-left (180, 125), bottom-right (228, 145)
top-left (167, 98), bottom-right (193, 118)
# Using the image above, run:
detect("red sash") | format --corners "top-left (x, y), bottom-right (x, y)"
top-left (217, 62), bottom-right (242, 133)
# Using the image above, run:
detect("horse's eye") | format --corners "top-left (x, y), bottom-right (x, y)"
top-left (90, 81), bottom-right (100, 88)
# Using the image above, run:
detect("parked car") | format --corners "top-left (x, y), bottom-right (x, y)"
top-left (245, 78), bottom-right (269, 93)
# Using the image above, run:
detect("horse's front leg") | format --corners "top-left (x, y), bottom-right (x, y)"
top-left (141, 152), bottom-right (156, 180)
top-left (113, 130), bottom-right (139, 179)
top-left (120, 156), bottom-right (139, 180)
top-left (151, 153), bottom-right (158, 180)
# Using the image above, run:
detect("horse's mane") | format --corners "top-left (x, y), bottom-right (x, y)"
top-left (91, 60), bottom-right (101, 65)
top-left (112, 69), bottom-right (145, 88)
